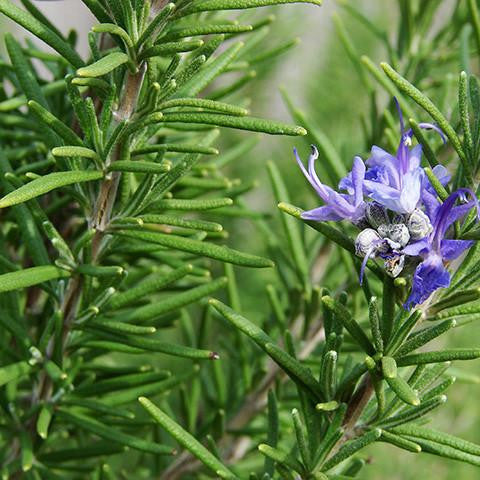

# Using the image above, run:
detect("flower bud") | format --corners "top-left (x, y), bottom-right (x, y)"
top-left (407, 209), bottom-right (433, 240)
top-left (355, 228), bottom-right (382, 257)
top-left (377, 223), bottom-right (410, 248)
top-left (366, 202), bottom-right (389, 229)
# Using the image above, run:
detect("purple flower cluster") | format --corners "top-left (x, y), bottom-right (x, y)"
top-left (295, 101), bottom-right (478, 308)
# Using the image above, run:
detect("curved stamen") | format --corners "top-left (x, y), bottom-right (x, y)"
top-left (359, 245), bottom-right (376, 285)
top-left (417, 122), bottom-right (447, 144)
top-left (294, 147), bottom-right (327, 200)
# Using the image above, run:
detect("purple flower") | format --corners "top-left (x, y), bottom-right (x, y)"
top-left (363, 100), bottom-right (445, 214)
top-left (295, 145), bottom-right (366, 224)
top-left (403, 189), bottom-right (479, 309)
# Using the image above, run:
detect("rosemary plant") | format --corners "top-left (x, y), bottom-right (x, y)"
top-left (1, 0), bottom-right (480, 479)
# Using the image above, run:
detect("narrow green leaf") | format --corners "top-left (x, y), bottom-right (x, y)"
top-left (0, 171), bottom-right (103, 208)
top-left (429, 288), bottom-right (480, 314)
top-left (108, 161), bottom-right (170, 174)
top-left (378, 395), bottom-right (447, 429)
top-left (209, 298), bottom-right (323, 399)
top-left (92, 23), bottom-right (133, 48)
top-left (28, 100), bottom-right (84, 146)
top-left (140, 40), bottom-right (204, 60)
top-left (89, 321), bottom-right (156, 335)
top-left (132, 143), bottom-right (218, 155)
top-left (73, 371), bottom-right (170, 397)
top-left (424, 167), bottom-right (449, 200)
top-left (5, 33), bottom-right (49, 109)
top-left (264, 390), bottom-right (279, 475)
top-left (0, 361), bottom-right (31, 387)
top-left (209, 70), bottom-right (256, 101)
top-left (102, 369), bottom-right (198, 407)
top-left (52, 146), bottom-right (99, 160)
top-left (379, 430), bottom-right (421, 453)
top-left (320, 351), bottom-right (337, 400)
top-left (57, 408), bottom-right (174, 455)
top-left (459, 71), bottom-right (474, 160)
top-left (77, 52), bottom-right (129, 77)
top-left (0, 266), bottom-right (70, 292)
top-left (90, 330), bottom-right (218, 360)
top-left (108, 265), bottom-right (192, 309)
top-left (292, 408), bottom-right (311, 470)
top-left (126, 277), bottom-right (228, 323)
top-left (39, 442), bottom-right (124, 462)
top-left (395, 320), bottom-right (456, 357)
top-left (20, 430), bottom-right (33, 472)
top-left (178, 42), bottom-right (244, 97)
top-left (163, 24), bottom-right (253, 41)
top-left (322, 296), bottom-right (375, 355)
top-left (159, 98), bottom-right (247, 116)
top-left (402, 437), bottom-right (480, 467)
top-left (381, 356), bottom-right (397, 379)
top-left (116, 230), bottom-right (274, 268)
top-left (385, 374), bottom-right (420, 406)
top-left (36, 405), bottom-right (53, 439)
top-left (139, 397), bottom-right (237, 479)
top-left (161, 112), bottom-right (306, 135)
top-left (314, 404), bottom-right (347, 465)
top-left (71, 76), bottom-right (112, 93)
top-left (179, 0), bottom-right (322, 16)
top-left (369, 296), bottom-right (384, 353)
top-left (139, 215), bottom-right (222, 233)
top-left (385, 310), bottom-right (422, 355)
top-left (152, 197), bottom-right (233, 211)
top-left (392, 425), bottom-right (480, 456)
top-left (396, 349), bottom-right (480, 366)
top-left (137, 3), bottom-right (176, 46)
top-left (0, 0), bottom-right (84, 68)
top-left (321, 429), bottom-right (381, 471)
top-left (258, 444), bottom-right (304, 474)
top-left (62, 397), bottom-right (134, 418)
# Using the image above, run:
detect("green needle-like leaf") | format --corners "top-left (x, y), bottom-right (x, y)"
top-left (322, 296), bottom-right (375, 355)
top-left (0, 361), bottom-right (31, 387)
top-left (396, 349), bottom-right (480, 366)
top-left (258, 444), bottom-right (305, 474)
top-left (321, 429), bottom-right (381, 471)
top-left (57, 408), bottom-right (174, 455)
top-left (116, 230), bottom-right (274, 268)
top-left (179, 0), bottom-right (322, 16)
top-left (0, 171), bottom-right (103, 208)
top-left (139, 397), bottom-right (238, 479)
top-left (108, 161), bottom-right (171, 174)
top-left (77, 52), bottom-right (130, 77)
top-left (209, 298), bottom-right (323, 399)
top-left (0, 265), bottom-right (70, 292)
top-left (161, 112), bottom-right (306, 135)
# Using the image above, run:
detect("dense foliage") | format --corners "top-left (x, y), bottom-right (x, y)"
top-left (1, 1), bottom-right (480, 479)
